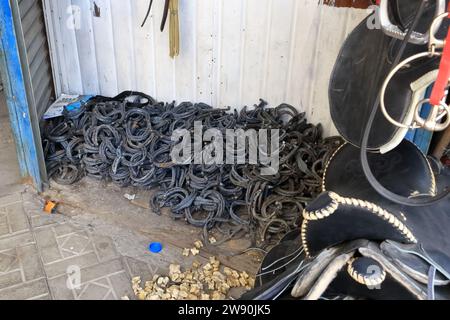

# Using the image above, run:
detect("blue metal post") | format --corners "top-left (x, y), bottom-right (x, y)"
top-left (0, 0), bottom-right (43, 190)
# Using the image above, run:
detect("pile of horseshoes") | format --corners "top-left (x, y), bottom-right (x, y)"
top-left (42, 93), bottom-right (342, 249)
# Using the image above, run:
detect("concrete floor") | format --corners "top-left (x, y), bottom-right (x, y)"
top-left (0, 92), bottom-right (137, 300)
top-left (0, 92), bottom-right (257, 300)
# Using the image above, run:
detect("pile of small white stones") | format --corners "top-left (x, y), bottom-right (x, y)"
top-left (132, 256), bottom-right (255, 300)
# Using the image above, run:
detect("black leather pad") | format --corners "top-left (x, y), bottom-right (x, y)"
top-left (323, 140), bottom-right (435, 205)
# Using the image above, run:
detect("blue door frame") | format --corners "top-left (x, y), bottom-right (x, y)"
top-left (0, 0), bottom-right (44, 191)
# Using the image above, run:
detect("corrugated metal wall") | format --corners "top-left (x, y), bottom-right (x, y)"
top-left (43, 0), bottom-right (369, 135)
top-left (17, 0), bottom-right (54, 118)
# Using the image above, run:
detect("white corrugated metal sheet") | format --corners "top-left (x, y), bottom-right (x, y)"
top-left (17, 0), bottom-right (54, 117)
top-left (43, 0), bottom-right (369, 135)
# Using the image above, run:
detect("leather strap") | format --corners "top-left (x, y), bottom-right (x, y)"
top-left (141, 0), bottom-right (154, 28)
top-left (430, 6), bottom-right (450, 106)
top-left (160, 0), bottom-right (171, 32)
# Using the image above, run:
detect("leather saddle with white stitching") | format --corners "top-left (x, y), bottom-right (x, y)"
top-left (242, 0), bottom-right (450, 300)
top-left (299, 141), bottom-right (450, 300)
top-left (242, 142), bottom-right (450, 300)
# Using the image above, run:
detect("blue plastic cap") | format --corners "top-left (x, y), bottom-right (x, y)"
top-left (149, 242), bottom-right (163, 253)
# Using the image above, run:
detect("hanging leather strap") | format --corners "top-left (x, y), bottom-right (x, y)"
top-left (161, 0), bottom-right (171, 32)
top-left (430, 6), bottom-right (450, 106)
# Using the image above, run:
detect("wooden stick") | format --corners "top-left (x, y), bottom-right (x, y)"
top-left (169, 0), bottom-right (180, 58)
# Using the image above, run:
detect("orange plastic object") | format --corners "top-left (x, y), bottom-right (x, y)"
top-left (44, 200), bottom-right (57, 214)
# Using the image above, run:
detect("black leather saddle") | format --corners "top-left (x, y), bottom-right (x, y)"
top-left (241, 0), bottom-right (450, 300)
top-left (330, 0), bottom-right (450, 151)
top-left (243, 143), bottom-right (450, 300)
top-left (304, 140), bottom-right (436, 257)
top-left (300, 141), bottom-right (450, 299)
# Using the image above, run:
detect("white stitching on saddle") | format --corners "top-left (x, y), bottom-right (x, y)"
top-left (347, 258), bottom-right (387, 287)
top-left (301, 219), bottom-right (310, 258)
top-left (321, 143), bottom-right (347, 193)
top-left (301, 192), bottom-right (418, 258)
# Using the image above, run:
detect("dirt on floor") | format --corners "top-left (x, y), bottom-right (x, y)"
top-left (40, 177), bottom-right (263, 277)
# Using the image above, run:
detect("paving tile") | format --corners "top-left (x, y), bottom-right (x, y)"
top-left (53, 223), bottom-right (80, 237)
top-left (28, 293), bottom-right (52, 300)
top-left (125, 257), bottom-right (158, 281)
top-left (103, 291), bottom-right (117, 300)
top-left (0, 278), bottom-right (49, 300)
top-left (44, 251), bottom-right (99, 279)
top-left (0, 224), bottom-right (8, 237)
top-left (48, 259), bottom-right (128, 300)
top-left (109, 271), bottom-right (134, 299)
top-left (0, 243), bottom-right (45, 292)
top-left (17, 244), bottom-right (45, 282)
top-left (0, 177), bottom-right (144, 300)
top-left (93, 277), bottom-right (109, 287)
top-left (0, 270), bottom-right (22, 289)
top-left (75, 278), bottom-right (109, 300)
top-left (0, 212), bottom-right (6, 225)
top-left (0, 185), bottom-right (25, 199)
top-left (81, 259), bottom-right (124, 282)
top-left (47, 276), bottom-right (75, 300)
top-left (0, 225), bottom-right (9, 238)
top-left (29, 213), bottom-right (61, 228)
top-left (91, 234), bottom-right (119, 262)
top-left (58, 232), bottom-right (94, 258)
top-left (0, 232), bottom-right (35, 251)
top-left (34, 226), bottom-right (63, 264)
top-left (0, 248), bottom-right (19, 273)
top-left (5, 203), bottom-right (29, 235)
top-left (76, 280), bottom-right (112, 300)
top-left (0, 202), bottom-right (29, 238)
top-left (20, 191), bottom-right (35, 205)
top-left (0, 194), bottom-right (22, 207)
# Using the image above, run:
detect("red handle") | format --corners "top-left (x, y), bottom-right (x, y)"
top-left (430, 6), bottom-right (450, 106)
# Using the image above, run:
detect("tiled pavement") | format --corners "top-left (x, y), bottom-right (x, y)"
top-left (0, 93), bottom-right (153, 300)
top-left (0, 191), bottom-right (153, 300)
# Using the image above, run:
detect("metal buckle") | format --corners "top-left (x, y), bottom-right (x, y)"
top-left (414, 98), bottom-right (450, 131)
top-left (379, 0), bottom-right (446, 45)
top-left (429, 12), bottom-right (450, 50)
top-left (380, 51), bottom-right (450, 132)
